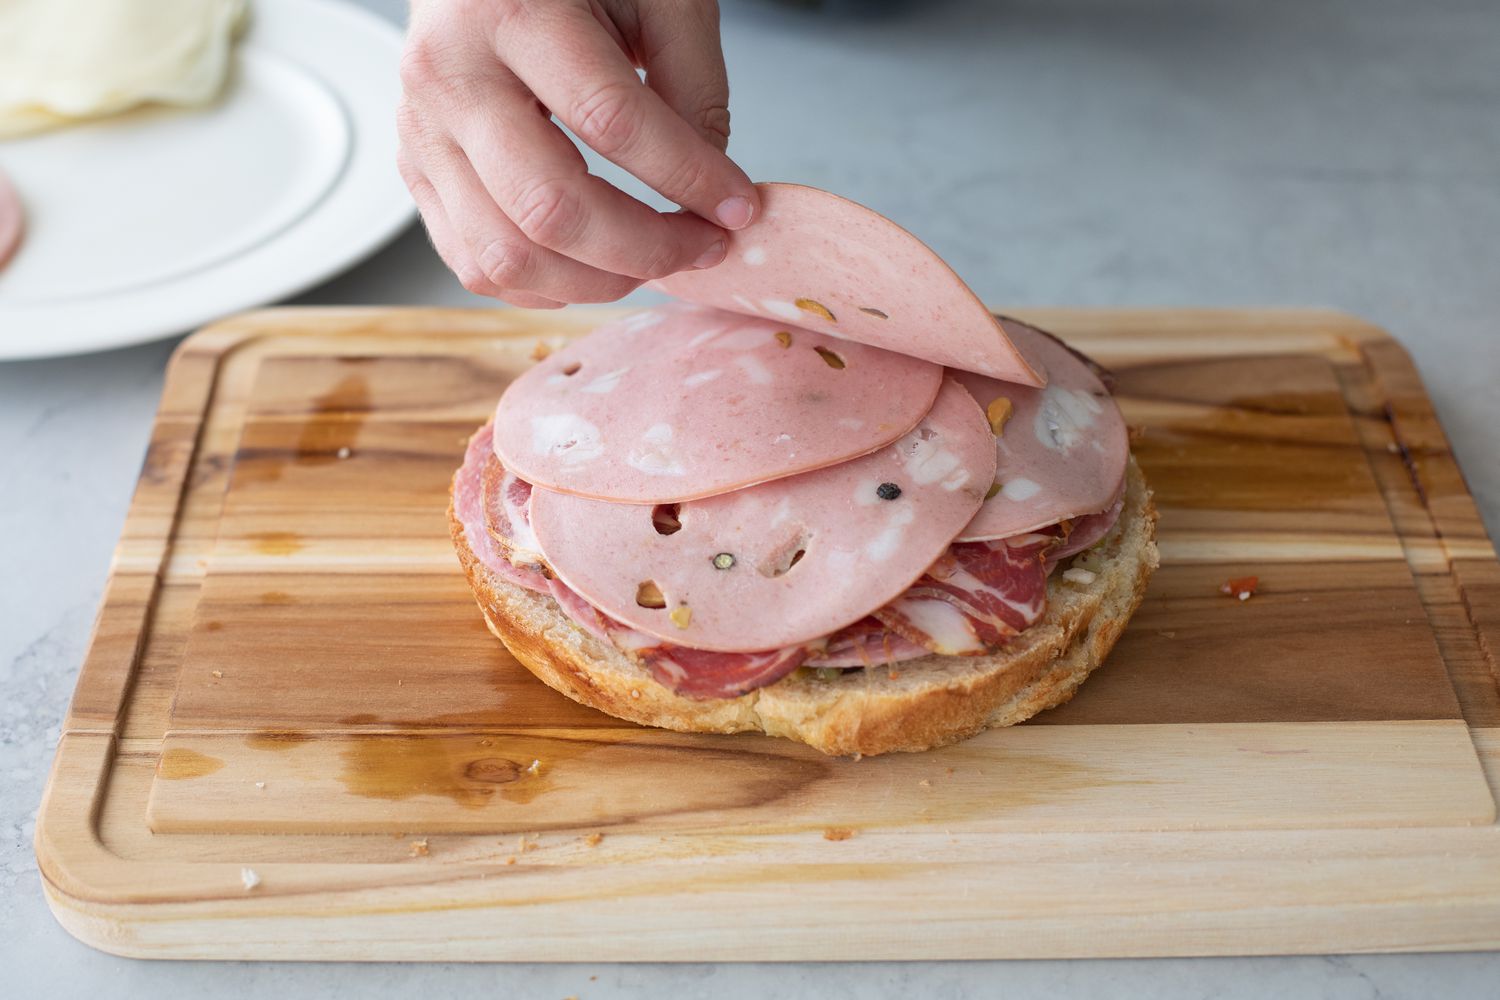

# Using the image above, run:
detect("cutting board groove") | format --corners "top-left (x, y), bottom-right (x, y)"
top-left (35, 307), bottom-right (1500, 960)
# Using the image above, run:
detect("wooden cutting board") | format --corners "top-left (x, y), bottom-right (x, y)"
top-left (35, 307), bottom-right (1500, 960)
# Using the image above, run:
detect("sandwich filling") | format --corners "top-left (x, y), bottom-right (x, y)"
top-left (462, 305), bottom-right (1129, 701)
top-left (460, 183), bottom-right (1135, 703)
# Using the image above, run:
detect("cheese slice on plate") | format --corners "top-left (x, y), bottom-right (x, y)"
top-left (0, 0), bottom-right (247, 138)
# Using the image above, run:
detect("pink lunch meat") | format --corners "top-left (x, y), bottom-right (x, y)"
top-left (455, 426), bottom-right (551, 595)
top-left (460, 427), bottom-right (1082, 699)
top-left (527, 378), bottom-right (997, 652)
top-left (652, 183), bottom-right (1044, 385)
top-left (492, 302), bottom-right (944, 503)
top-left (952, 317), bottom-right (1129, 541)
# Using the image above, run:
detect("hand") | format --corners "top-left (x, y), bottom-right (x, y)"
top-left (397, 0), bottom-right (759, 308)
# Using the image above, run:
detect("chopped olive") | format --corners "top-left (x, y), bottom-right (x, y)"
top-left (712, 552), bottom-right (736, 570)
top-left (876, 482), bottom-right (902, 501)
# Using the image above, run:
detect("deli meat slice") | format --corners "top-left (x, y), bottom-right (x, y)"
top-left (637, 644), bottom-right (808, 700)
top-left (454, 426), bottom-right (551, 594)
top-left (481, 454), bottom-right (545, 568)
top-left (954, 317), bottom-right (1129, 541)
top-left (550, 558), bottom-right (812, 697)
top-left (493, 302), bottom-right (943, 503)
top-left (1047, 490), bottom-right (1125, 567)
top-left (805, 617), bottom-right (930, 668)
top-left (653, 183), bottom-right (1044, 385)
top-left (464, 425), bottom-right (923, 699)
top-left (875, 535), bottom-right (1052, 656)
top-left (529, 378), bottom-right (997, 652)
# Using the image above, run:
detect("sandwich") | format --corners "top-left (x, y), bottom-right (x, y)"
top-left (449, 183), bottom-right (1158, 756)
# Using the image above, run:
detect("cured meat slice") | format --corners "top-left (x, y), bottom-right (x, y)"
top-left (953, 317), bottom-right (1129, 541)
top-left (546, 576), bottom-right (619, 644)
top-left (636, 644), bottom-right (809, 700)
top-left (493, 302), bottom-right (943, 503)
top-left (555, 569), bottom-right (811, 698)
top-left (454, 426), bottom-right (550, 594)
top-left (1047, 492), bottom-right (1125, 567)
top-left (466, 435), bottom-right (815, 697)
top-left (481, 454), bottom-right (545, 568)
top-left (0, 168), bottom-right (23, 272)
top-left (528, 378), bottom-right (997, 652)
top-left (652, 183), bottom-right (1043, 385)
top-left (463, 423), bottom-right (1056, 700)
top-left (805, 617), bottom-right (930, 669)
top-left (875, 535), bottom-right (1052, 656)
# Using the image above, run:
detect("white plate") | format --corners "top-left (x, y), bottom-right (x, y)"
top-left (0, 0), bottom-right (414, 360)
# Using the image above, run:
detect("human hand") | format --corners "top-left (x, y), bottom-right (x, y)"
top-left (397, 0), bottom-right (758, 307)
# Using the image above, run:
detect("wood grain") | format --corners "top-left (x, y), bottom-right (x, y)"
top-left (144, 722), bottom-right (1492, 835)
top-left (34, 306), bottom-right (1500, 960)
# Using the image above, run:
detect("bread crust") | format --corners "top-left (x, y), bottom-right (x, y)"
top-left (449, 458), bottom-right (1158, 757)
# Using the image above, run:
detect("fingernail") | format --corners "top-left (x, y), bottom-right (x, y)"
top-left (692, 240), bottom-right (727, 269)
top-left (714, 196), bottom-right (754, 230)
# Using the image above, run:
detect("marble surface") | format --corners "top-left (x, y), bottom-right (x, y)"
top-left (3, 0), bottom-right (1498, 995)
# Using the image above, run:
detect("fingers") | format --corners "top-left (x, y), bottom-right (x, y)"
top-left (399, 0), bottom-right (753, 303)
top-left (421, 148), bottom-right (646, 303)
top-left (494, 0), bottom-right (758, 230)
top-left (399, 152), bottom-right (564, 309)
top-left (636, 0), bottom-right (732, 152)
top-left (447, 76), bottom-right (730, 280)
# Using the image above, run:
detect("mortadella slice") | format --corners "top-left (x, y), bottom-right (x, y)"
top-left (493, 302), bottom-right (944, 503)
top-left (954, 317), bottom-right (1129, 541)
top-left (0, 168), bottom-right (22, 272)
top-left (528, 378), bottom-right (997, 652)
top-left (652, 183), bottom-right (1043, 385)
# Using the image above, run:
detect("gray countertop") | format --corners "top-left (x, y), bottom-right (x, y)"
top-left (3, 0), bottom-right (1497, 995)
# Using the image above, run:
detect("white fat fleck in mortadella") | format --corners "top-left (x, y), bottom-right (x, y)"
top-left (952, 318), bottom-right (1129, 541)
top-left (527, 379), bottom-right (997, 652)
top-left (493, 302), bottom-right (944, 503)
top-left (650, 183), bottom-right (1044, 385)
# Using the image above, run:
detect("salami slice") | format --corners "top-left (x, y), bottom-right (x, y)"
top-left (493, 302), bottom-right (943, 503)
top-left (954, 317), bottom-right (1129, 541)
top-left (875, 535), bottom-right (1052, 656)
top-left (0, 168), bottom-right (23, 272)
top-left (528, 378), bottom-right (997, 652)
top-left (652, 183), bottom-right (1043, 385)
